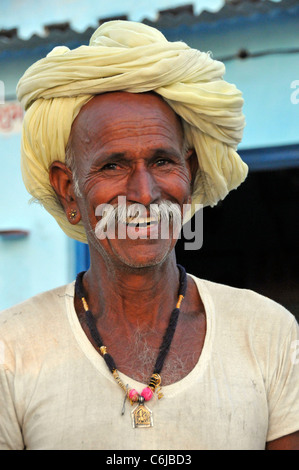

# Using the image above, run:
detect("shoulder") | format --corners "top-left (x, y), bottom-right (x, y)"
top-left (0, 283), bottom-right (75, 371)
top-left (0, 283), bottom-right (75, 339)
top-left (189, 274), bottom-right (297, 337)
top-left (189, 276), bottom-right (299, 388)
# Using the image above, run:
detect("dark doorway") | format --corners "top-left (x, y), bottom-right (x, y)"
top-left (176, 169), bottom-right (299, 321)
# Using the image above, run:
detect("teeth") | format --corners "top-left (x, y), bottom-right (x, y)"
top-left (126, 216), bottom-right (159, 225)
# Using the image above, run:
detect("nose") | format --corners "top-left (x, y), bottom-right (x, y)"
top-left (126, 164), bottom-right (161, 207)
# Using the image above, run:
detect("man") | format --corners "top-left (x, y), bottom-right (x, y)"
top-left (0, 21), bottom-right (298, 450)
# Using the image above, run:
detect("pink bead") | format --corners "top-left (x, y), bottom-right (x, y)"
top-left (141, 387), bottom-right (154, 401)
top-left (129, 389), bottom-right (139, 402)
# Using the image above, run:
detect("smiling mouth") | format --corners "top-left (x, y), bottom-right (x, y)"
top-left (94, 200), bottom-right (182, 242)
top-left (125, 216), bottom-right (159, 228)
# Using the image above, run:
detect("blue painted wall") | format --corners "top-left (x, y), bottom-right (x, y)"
top-left (0, 54), bottom-right (75, 310)
top-left (0, 0), bottom-right (224, 38)
top-left (0, 123), bottom-right (74, 309)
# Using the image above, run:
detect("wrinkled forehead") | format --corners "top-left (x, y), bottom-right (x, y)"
top-left (68, 91), bottom-right (184, 154)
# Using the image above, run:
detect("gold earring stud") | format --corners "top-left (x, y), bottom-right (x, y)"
top-left (70, 209), bottom-right (77, 219)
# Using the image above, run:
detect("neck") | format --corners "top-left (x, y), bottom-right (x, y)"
top-left (79, 251), bottom-right (181, 331)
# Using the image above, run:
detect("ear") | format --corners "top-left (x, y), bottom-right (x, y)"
top-left (185, 149), bottom-right (198, 192)
top-left (49, 161), bottom-right (81, 225)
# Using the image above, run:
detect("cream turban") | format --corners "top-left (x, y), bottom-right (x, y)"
top-left (17, 20), bottom-right (248, 243)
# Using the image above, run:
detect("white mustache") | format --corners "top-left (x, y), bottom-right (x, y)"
top-left (95, 200), bottom-right (182, 236)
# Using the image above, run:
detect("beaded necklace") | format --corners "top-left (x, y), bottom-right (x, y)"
top-left (75, 265), bottom-right (187, 428)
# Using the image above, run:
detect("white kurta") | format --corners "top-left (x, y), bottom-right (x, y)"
top-left (1, 275), bottom-right (298, 450)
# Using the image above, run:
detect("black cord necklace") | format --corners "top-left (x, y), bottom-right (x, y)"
top-left (75, 264), bottom-right (187, 428)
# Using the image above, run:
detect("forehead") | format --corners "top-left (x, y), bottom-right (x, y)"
top-left (69, 92), bottom-right (184, 155)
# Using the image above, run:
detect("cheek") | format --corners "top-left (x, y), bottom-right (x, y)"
top-left (77, 185), bottom-right (106, 229)
top-left (83, 180), bottom-right (116, 209)
top-left (158, 169), bottom-right (192, 203)
top-left (80, 168), bottom-right (192, 221)
top-left (83, 173), bottom-right (127, 204)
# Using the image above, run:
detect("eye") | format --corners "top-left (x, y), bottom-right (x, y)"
top-left (101, 163), bottom-right (119, 171)
top-left (155, 158), bottom-right (172, 167)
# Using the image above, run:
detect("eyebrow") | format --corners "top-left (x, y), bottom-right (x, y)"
top-left (96, 152), bottom-right (127, 165)
top-left (151, 148), bottom-right (182, 159)
top-left (94, 147), bottom-right (183, 166)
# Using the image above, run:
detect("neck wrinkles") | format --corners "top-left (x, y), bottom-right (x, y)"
top-left (80, 254), bottom-right (181, 330)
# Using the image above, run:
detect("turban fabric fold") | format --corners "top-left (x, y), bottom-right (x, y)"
top-left (17, 20), bottom-right (248, 243)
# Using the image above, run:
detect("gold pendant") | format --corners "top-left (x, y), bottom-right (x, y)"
top-left (131, 398), bottom-right (153, 428)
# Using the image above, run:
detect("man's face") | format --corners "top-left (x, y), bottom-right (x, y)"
top-left (69, 92), bottom-right (193, 269)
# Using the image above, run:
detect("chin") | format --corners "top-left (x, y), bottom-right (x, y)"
top-left (118, 257), bottom-right (166, 270)
top-left (110, 242), bottom-right (175, 270)
top-left (87, 225), bottom-right (177, 270)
